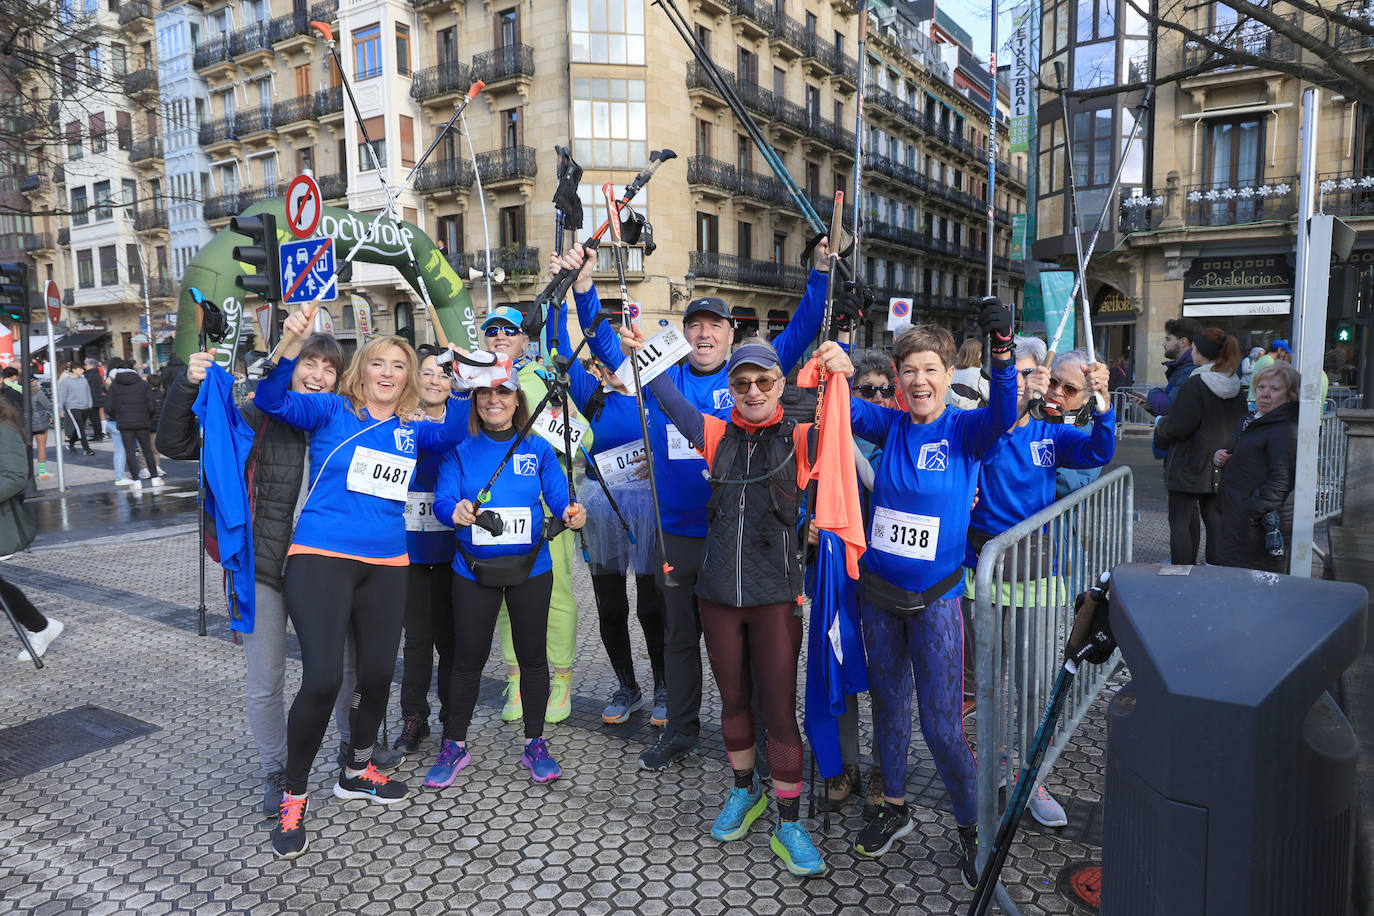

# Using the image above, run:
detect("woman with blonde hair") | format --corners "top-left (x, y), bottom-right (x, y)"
top-left (252, 303), bottom-right (466, 860)
top-left (947, 338), bottom-right (989, 410)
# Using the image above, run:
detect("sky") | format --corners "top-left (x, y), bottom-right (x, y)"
top-left (935, 0), bottom-right (1023, 67)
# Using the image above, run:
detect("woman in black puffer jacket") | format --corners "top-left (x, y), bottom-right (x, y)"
top-left (1212, 362), bottom-right (1300, 573)
top-left (106, 359), bottom-right (161, 488)
top-left (1154, 328), bottom-right (1248, 565)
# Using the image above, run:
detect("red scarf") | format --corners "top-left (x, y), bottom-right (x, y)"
top-left (730, 404), bottom-right (784, 432)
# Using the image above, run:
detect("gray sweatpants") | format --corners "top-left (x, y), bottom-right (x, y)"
top-left (245, 580), bottom-right (356, 775)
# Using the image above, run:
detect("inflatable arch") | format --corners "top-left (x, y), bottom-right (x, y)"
top-left (173, 197), bottom-right (481, 364)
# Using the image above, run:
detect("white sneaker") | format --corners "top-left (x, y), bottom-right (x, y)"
top-left (131, 480), bottom-right (144, 493)
top-left (150, 477), bottom-right (165, 488)
top-left (17, 618), bottom-right (63, 662)
top-left (115, 477), bottom-right (135, 486)
top-left (1027, 783), bottom-right (1068, 827)
top-left (156, 469), bottom-right (167, 478)
top-left (138, 469), bottom-right (150, 479)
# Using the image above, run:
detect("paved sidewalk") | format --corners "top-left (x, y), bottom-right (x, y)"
top-left (0, 530), bottom-right (1114, 915)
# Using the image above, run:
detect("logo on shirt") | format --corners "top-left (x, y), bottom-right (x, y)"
top-left (513, 454), bottom-right (538, 477)
top-left (713, 388), bottom-right (735, 410)
top-left (1030, 438), bottom-right (1056, 468)
top-left (917, 439), bottom-right (949, 471)
top-left (393, 426), bottom-right (417, 454)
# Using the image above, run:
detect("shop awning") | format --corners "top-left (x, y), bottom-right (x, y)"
top-left (54, 331), bottom-right (109, 349)
top-left (1182, 296), bottom-right (1291, 318)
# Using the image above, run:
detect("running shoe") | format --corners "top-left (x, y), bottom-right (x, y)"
top-left (650, 684), bottom-right (668, 727)
top-left (424, 739), bottom-right (471, 789)
top-left (115, 477), bottom-right (134, 486)
top-left (602, 685), bottom-right (645, 724)
top-left (957, 824), bottom-right (979, 889)
top-left (501, 674), bottom-right (523, 722)
top-left (335, 741), bottom-right (405, 773)
top-left (637, 729), bottom-right (702, 771)
top-left (546, 671), bottom-right (573, 724)
top-left (261, 771), bottom-right (285, 819)
top-left (16, 618), bottom-right (63, 662)
top-left (333, 763), bottom-right (409, 804)
top-left (521, 737), bottom-right (562, 783)
top-left (862, 767), bottom-right (883, 822)
top-left (711, 781), bottom-right (766, 841)
top-left (1027, 782), bottom-right (1068, 828)
top-left (854, 802), bottom-right (914, 858)
top-left (150, 477), bottom-right (165, 489)
top-left (822, 764), bottom-right (861, 812)
top-left (770, 820), bottom-right (827, 877)
top-left (393, 715), bottom-right (430, 753)
top-left (271, 794), bottom-right (309, 860)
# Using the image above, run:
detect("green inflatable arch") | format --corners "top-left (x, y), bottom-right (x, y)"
top-left (173, 197), bottom-right (480, 364)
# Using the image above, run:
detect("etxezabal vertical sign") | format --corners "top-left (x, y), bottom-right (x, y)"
top-left (1009, 8), bottom-right (1033, 155)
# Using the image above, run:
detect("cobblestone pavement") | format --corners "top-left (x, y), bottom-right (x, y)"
top-left (0, 529), bottom-right (1116, 916)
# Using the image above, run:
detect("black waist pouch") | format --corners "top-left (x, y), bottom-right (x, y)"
top-left (860, 566), bottom-right (963, 617)
top-left (456, 541), bottom-right (543, 588)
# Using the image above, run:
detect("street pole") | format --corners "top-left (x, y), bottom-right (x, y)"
top-left (1291, 88), bottom-right (1319, 363)
top-left (1289, 87), bottom-right (1322, 579)
top-left (43, 303), bottom-right (65, 491)
top-left (136, 239), bottom-right (158, 373)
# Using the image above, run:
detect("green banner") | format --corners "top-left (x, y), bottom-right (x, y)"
top-left (174, 197), bottom-right (481, 365)
top-left (1011, 213), bottom-right (1028, 261)
top-left (1040, 270), bottom-right (1077, 351)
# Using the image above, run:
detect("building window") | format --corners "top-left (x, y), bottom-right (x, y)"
top-left (736, 221), bottom-right (751, 259)
top-left (99, 245), bottom-right (118, 285)
top-left (295, 63), bottom-right (311, 98)
top-left (126, 244), bottom-right (143, 285)
top-left (437, 27), bottom-right (458, 63)
top-left (571, 77), bottom-right (647, 168)
top-left (498, 205), bottom-right (526, 247)
top-left (696, 211), bottom-right (718, 252)
top-left (89, 113), bottom-right (106, 153)
top-left (116, 111), bottom-right (132, 149)
top-left (394, 302), bottom-right (413, 336)
top-left (72, 187), bottom-right (88, 225)
top-left (399, 115), bottom-right (415, 167)
top-left (353, 24), bottom-right (382, 80)
top-left (85, 44), bottom-right (100, 77)
top-left (736, 135), bottom-right (751, 173)
top-left (773, 232), bottom-right (786, 263)
top-left (94, 181), bottom-right (112, 220)
top-left (77, 249), bottom-right (94, 287)
top-left (122, 178), bottom-right (137, 215)
top-left (496, 8), bottom-right (519, 47)
top-left (395, 24), bottom-right (411, 76)
top-left (570, 0), bottom-right (645, 64)
top-left (66, 122), bottom-right (82, 160)
top-left (437, 214), bottom-right (462, 255)
top-left (805, 161), bottom-right (820, 196)
top-left (695, 119), bottom-right (711, 158)
top-left (501, 108), bottom-right (521, 149)
top-left (111, 44), bottom-right (126, 77)
top-left (357, 116), bottom-right (386, 170)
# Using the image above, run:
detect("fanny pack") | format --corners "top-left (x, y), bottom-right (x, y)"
top-left (456, 516), bottom-right (568, 588)
top-left (860, 566), bottom-right (964, 617)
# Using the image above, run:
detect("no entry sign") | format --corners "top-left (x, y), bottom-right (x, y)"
top-left (285, 173), bottom-right (322, 240)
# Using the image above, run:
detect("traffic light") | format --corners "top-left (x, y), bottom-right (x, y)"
top-left (0, 262), bottom-right (30, 324)
top-left (1336, 323), bottom-right (1354, 344)
top-left (229, 213), bottom-right (281, 301)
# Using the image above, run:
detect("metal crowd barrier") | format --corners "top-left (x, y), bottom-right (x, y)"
top-left (1316, 412), bottom-right (1348, 524)
top-left (972, 466), bottom-right (1134, 908)
top-left (1109, 386), bottom-right (1154, 437)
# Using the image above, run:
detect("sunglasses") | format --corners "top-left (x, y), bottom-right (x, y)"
top-left (729, 375), bottom-right (780, 395)
top-left (484, 326), bottom-right (521, 338)
top-left (1048, 377), bottom-right (1082, 396)
top-left (854, 384), bottom-right (897, 399)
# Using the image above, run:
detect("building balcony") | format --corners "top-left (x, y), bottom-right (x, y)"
top-left (686, 61), bottom-right (733, 110)
top-left (998, 159), bottom-right (1026, 187)
top-left (272, 96), bottom-right (315, 132)
top-left (452, 245), bottom-right (541, 281)
top-left (470, 44), bottom-right (533, 90)
top-left (229, 22), bottom-right (272, 63)
top-left (130, 135), bottom-right (162, 165)
top-left (831, 52), bottom-right (859, 94)
top-left (309, 0), bottom-right (338, 22)
top-left (411, 0), bottom-right (448, 9)
top-left (1119, 191), bottom-right (1166, 233)
top-left (23, 233), bottom-right (54, 253)
top-left (1183, 178), bottom-right (1296, 227)
top-left (117, 0), bottom-right (152, 26)
top-left (413, 157), bottom-right (474, 195)
top-left (698, 0), bottom-right (729, 14)
top-left (739, 169), bottom-right (784, 208)
top-left (410, 60), bottom-right (473, 104)
top-left (123, 67), bottom-right (158, 99)
top-left (735, 80), bottom-right (777, 122)
top-left (57, 227), bottom-right (70, 247)
top-left (205, 192), bottom-right (241, 222)
top-left (235, 107), bottom-right (275, 142)
top-left (199, 117), bottom-right (239, 151)
top-left (63, 289), bottom-right (73, 306)
top-left (313, 87), bottom-right (344, 121)
top-left (134, 207), bottom-right (169, 233)
top-left (686, 156), bottom-right (738, 197)
top-left (14, 110), bottom-right (43, 137)
top-left (1335, 1), bottom-right (1374, 52)
top-left (729, 0), bottom-right (774, 41)
top-left (689, 250), bottom-right (807, 292)
top-left (770, 97), bottom-right (810, 141)
top-left (140, 276), bottom-right (176, 299)
top-left (474, 146), bottom-right (536, 187)
top-left (1319, 172), bottom-right (1374, 219)
top-left (318, 172), bottom-right (347, 200)
top-left (52, 164), bottom-right (64, 185)
top-left (268, 11), bottom-right (315, 52)
top-left (20, 174), bottom-right (49, 196)
top-left (769, 14), bottom-right (806, 60)
top-left (1182, 15), bottom-right (1297, 73)
top-left (803, 189), bottom-right (854, 227)
top-left (193, 37), bottom-right (232, 73)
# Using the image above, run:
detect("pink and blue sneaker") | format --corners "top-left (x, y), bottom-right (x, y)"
top-left (424, 740), bottom-right (471, 789)
top-left (521, 737), bottom-right (562, 783)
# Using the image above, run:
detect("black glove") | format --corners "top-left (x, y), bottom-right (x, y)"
top-left (1067, 578), bottom-right (1116, 666)
top-left (833, 280), bottom-right (872, 332)
top-left (973, 297), bottom-right (1013, 355)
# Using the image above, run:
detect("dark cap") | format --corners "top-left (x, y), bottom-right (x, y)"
top-left (725, 341), bottom-right (781, 375)
top-left (684, 296), bottom-right (732, 323)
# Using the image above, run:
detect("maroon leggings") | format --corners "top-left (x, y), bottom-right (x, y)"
top-left (698, 599), bottom-right (804, 785)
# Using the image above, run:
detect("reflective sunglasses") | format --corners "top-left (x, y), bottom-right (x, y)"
top-left (484, 326), bottom-right (521, 338)
top-left (729, 375), bottom-right (781, 395)
top-left (854, 384), bottom-right (897, 399)
top-left (1048, 376), bottom-right (1082, 397)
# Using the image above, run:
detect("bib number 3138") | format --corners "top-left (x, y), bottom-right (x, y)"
top-left (346, 446), bottom-right (416, 501)
top-left (870, 506), bottom-right (939, 562)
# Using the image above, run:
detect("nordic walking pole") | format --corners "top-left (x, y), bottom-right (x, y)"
top-left (851, 0), bottom-right (869, 273)
top-left (579, 443), bottom-right (635, 542)
top-left (981, 0), bottom-right (1000, 374)
top-left (602, 181), bottom-right (673, 579)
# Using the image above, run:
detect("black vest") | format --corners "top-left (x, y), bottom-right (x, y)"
top-left (697, 419), bottom-right (805, 608)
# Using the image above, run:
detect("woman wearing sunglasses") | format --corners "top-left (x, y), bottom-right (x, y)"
top-left (624, 334), bottom-right (827, 878)
top-left (961, 337), bottom-right (1114, 828)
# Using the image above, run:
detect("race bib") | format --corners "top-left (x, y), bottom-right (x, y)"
top-left (665, 423), bottom-right (700, 461)
top-left (346, 446), bottom-right (415, 501)
top-left (870, 506), bottom-right (939, 561)
top-left (615, 326), bottom-right (692, 393)
top-left (594, 438), bottom-right (647, 487)
top-left (532, 405), bottom-right (590, 456)
top-left (404, 491), bottom-right (449, 532)
top-left (471, 507), bottom-right (534, 546)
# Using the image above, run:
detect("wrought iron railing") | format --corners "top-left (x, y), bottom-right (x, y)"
top-left (235, 107), bottom-right (274, 136)
top-left (229, 21), bottom-right (271, 58)
top-left (413, 158), bottom-right (475, 193)
top-left (23, 233), bottom-right (53, 252)
top-left (453, 245), bottom-right (541, 278)
top-left (123, 68), bottom-right (157, 95)
top-left (686, 157), bottom-right (738, 194)
top-left (318, 172), bottom-right (347, 200)
top-left (475, 146), bottom-right (537, 183)
top-left (739, 168), bottom-right (784, 206)
top-left (1119, 190), bottom-right (1166, 233)
top-left (1318, 172), bottom-right (1374, 219)
top-left (142, 276), bottom-right (175, 299)
top-left (689, 250), bottom-right (807, 291)
top-left (130, 136), bottom-right (162, 164)
top-left (57, 227), bottom-right (70, 247)
top-left (20, 174), bottom-right (48, 194)
top-left (1183, 177), bottom-right (1296, 226)
top-left (204, 192), bottom-right (240, 221)
top-left (134, 208), bottom-right (168, 231)
top-left (193, 37), bottom-right (230, 69)
top-left (118, 0), bottom-right (152, 24)
top-left (1334, 1), bottom-right (1374, 51)
top-left (268, 11), bottom-right (313, 43)
top-left (272, 96), bottom-right (314, 127)
top-left (1183, 14), bottom-right (1298, 70)
top-left (686, 60), bottom-right (735, 96)
top-left (410, 60), bottom-right (472, 102)
top-left (198, 117), bottom-right (236, 146)
top-left (470, 44), bottom-right (534, 84)
top-left (313, 87), bottom-right (343, 118)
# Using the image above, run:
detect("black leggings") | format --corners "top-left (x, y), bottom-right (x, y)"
top-left (0, 576), bottom-right (46, 632)
top-left (120, 428), bottom-right (158, 479)
top-left (591, 571), bottom-right (666, 692)
top-left (447, 572), bottom-right (552, 742)
top-left (282, 554), bottom-right (407, 794)
top-left (399, 563), bottom-right (455, 725)
top-left (1168, 490), bottom-right (1222, 565)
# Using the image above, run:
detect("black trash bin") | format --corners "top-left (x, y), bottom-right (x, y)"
top-left (1101, 563), bottom-right (1368, 916)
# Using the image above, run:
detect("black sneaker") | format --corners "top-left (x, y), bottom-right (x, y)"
top-left (393, 714), bottom-right (429, 752)
top-left (333, 763), bottom-right (410, 804)
top-left (957, 824), bottom-right (978, 889)
top-left (261, 771), bottom-right (285, 819)
top-left (271, 794), bottom-right (309, 859)
top-left (854, 802), bottom-right (914, 858)
top-left (336, 741), bottom-right (406, 773)
top-left (637, 730), bottom-right (702, 771)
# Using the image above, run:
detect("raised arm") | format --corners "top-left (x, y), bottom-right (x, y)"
top-left (1054, 409), bottom-right (1117, 469)
top-left (771, 269), bottom-right (829, 374)
top-left (155, 352), bottom-right (219, 460)
top-left (252, 356), bottom-right (334, 432)
top-left (645, 371), bottom-right (708, 450)
top-left (958, 304), bottom-right (1019, 459)
top-left (416, 393), bottom-right (470, 454)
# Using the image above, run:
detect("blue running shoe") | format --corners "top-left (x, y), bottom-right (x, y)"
top-left (424, 740), bottom-right (471, 789)
top-left (711, 781), bottom-right (767, 841)
top-left (521, 737), bottom-right (562, 783)
top-left (602, 685), bottom-right (645, 724)
top-left (770, 820), bottom-right (827, 877)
